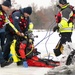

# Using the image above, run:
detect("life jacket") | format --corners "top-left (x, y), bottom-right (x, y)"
top-left (0, 11), bottom-right (6, 28)
top-left (19, 16), bottom-right (28, 32)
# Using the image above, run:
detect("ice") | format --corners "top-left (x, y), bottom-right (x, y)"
top-left (0, 30), bottom-right (75, 75)
top-left (0, 63), bottom-right (50, 75)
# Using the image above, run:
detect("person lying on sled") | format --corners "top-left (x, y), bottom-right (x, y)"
top-left (10, 31), bottom-right (60, 68)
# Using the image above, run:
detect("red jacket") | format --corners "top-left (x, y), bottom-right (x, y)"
top-left (0, 5), bottom-right (6, 28)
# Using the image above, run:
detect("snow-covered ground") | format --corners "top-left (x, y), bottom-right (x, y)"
top-left (33, 30), bottom-right (60, 60)
top-left (0, 30), bottom-right (75, 75)
top-left (33, 30), bottom-right (75, 61)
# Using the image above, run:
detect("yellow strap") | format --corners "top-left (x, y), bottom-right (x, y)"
top-left (61, 4), bottom-right (69, 9)
top-left (9, 22), bottom-right (18, 33)
top-left (5, 19), bottom-right (18, 33)
top-left (10, 39), bottom-right (21, 62)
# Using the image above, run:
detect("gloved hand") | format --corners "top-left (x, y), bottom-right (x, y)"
top-left (23, 61), bottom-right (28, 68)
top-left (16, 32), bottom-right (24, 37)
top-left (16, 32), bottom-right (21, 36)
top-left (53, 26), bottom-right (59, 32)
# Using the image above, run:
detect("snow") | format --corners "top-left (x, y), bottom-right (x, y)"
top-left (0, 63), bottom-right (50, 75)
top-left (33, 30), bottom-right (75, 60)
top-left (0, 29), bottom-right (75, 75)
top-left (33, 30), bottom-right (60, 57)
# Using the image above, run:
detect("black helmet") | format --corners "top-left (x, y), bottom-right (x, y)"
top-left (2, 0), bottom-right (11, 7)
top-left (59, 0), bottom-right (67, 4)
top-left (23, 6), bottom-right (32, 15)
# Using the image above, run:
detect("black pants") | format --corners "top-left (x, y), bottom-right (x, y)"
top-left (0, 32), bottom-right (5, 51)
top-left (54, 32), bottom-right (72, 56)
top-left (0, 32), bottom-right (6, 64)
top-left (3, 33), bottom-right (13, 61)
top-left (0, 50), bottom-right (5, 64)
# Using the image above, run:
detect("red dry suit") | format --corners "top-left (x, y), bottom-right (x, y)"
top-left (11, 35), bottom-right (60, 68)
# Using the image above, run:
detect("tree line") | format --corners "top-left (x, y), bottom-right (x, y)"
top-left (30, 3), bottom-right (75, 30)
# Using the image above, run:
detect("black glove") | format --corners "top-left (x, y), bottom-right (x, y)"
top-left (53, 26), bottom-right (59, 32)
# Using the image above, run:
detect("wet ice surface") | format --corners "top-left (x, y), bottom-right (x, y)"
top-left (1, 64), bottom-right (75, 75)
top-left (46, 64), bottom-right (75, 75)
top-left (0, 64), bottom-right (75, 75)
top-left (0, 63), bottom-right (50, 75)
top-left (47, 72), bottom-right (75, 75)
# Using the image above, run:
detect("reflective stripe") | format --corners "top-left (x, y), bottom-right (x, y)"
top-left (60, 27), bottom-right (73, 32)
top-left (60, 30), bottom-right (73, 33)
top-left (60, 27), bottom-right (73, 31)
top-left (5, 18), bottom-right (18, 33)
top-left (9, 23), bottom-right (18, 32)
top-left (62, 17), bottom-right (68, 22)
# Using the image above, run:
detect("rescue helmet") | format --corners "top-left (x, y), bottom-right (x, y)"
top-left (2, 0), bottom-right (11, 8)
top-left (23, 6), bottom-right (32, 15)
top-left (59, 0), bottom-right (67, 4)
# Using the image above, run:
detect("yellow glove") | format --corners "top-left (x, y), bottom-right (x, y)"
top-left (28, 22), bottom-right (34, 31)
